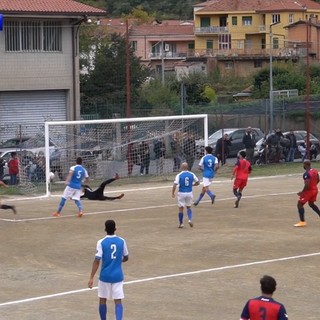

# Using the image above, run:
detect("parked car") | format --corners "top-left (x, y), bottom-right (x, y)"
top-left (252, 130), bottom-right (320, 163)
top-left (196, 128), bottom-right (264, 158)
top-left (0, 135), bottom-right (56, 156)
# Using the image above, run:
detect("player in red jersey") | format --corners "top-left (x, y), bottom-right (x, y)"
top-left (294, 159), bottom-right (320, 227)
top-left (231, 150), bottom-right (252, 208)
top-left (240, 275), bottom-right (288, 320)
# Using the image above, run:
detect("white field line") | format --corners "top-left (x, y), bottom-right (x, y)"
top-left (0, 190), bottom-right (297, 222)
top-left (0, 251), bottom-right (319, 307)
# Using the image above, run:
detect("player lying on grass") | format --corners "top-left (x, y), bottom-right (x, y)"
top-left (0, 180), bottom-right (17, 214)
top-left (81, 173), bottom-right (125, 201)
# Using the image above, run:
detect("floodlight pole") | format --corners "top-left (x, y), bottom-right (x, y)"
top-left (269, 21), bottom-right (280, 133)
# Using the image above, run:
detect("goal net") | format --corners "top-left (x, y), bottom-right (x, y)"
top-left (42, 114), bottom-right (208, 196)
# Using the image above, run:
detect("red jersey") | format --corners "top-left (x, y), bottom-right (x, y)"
top-left (303, 168), bottom-right (319, 192)
top-left (233, 159), bottom-right (251, 180)
top-left (8, 158), bottom-right (19, 175)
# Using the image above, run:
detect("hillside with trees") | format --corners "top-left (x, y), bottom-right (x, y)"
top-left (80, 0), bottom-right (199, 19)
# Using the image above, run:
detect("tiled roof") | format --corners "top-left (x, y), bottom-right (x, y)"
top-left (196, 0), bottom-right (320, 12)
top-left (129, 24), bottom-right (194, 37)
top-left (0, 0), bottom-right (106, 15)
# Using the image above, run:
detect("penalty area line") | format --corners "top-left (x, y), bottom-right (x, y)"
top-left (0, 251), bottom-right (319, 307)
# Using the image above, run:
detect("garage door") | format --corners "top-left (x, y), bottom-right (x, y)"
top-left (0, 90), bottom-right (67, 141)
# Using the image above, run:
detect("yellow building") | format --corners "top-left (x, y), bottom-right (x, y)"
top-left (193, 0), bottom-right (320, 57)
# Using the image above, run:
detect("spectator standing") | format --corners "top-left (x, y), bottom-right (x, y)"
top-left (183, 132), bottom-right (196, 171)
top-left (215, 133), bottom-right (231, 165)
top-left (139, 141), bottom-right (150, 175)
top-left (298, 142), bottom-right (307, 162)
top-left (242, 127), bottom-right (256, 164)
top-left (8, 152), bottom-right (19, 185)
top-left (154, 138), bottom-right (166, 174)
top-left (285, 130), bottom-right (297, 162)
top-left (0, 158), bottom-right (5, 181)
top-left (170, 133), bottom-right (183, 172)
top-left (88, 219), bottom-right (129, 320)
top-left (50, 148), bottom-right (62, 180)
top-left (240, 275), bottom-right (288, 320)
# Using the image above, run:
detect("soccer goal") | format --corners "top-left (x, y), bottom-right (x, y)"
top-left (43, 114), bottom-right (208, 197)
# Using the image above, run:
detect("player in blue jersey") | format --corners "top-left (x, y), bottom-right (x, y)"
top-left (52, 157), bottom-right (89, 218)
top-left (172, 162), bottom-right (200, 228)
top-left (194, 146), bottom-right (218, 206)
top-left (88, 219), bottom-right (129, 320)
top-left (240, 275), bottom-right (288, 320)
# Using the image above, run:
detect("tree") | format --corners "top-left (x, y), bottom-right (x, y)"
top-left (80, 33), bottom-right (151, 118)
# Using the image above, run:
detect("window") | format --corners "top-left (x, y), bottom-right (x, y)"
top-left (188, 42), bottom-right (195, 49)
top-left (232, 16), bottom-right (237, 26)
top-left (131, 41), bottom-right (137, 51)
top-left (261, 38), bottom-right (266, 49)
top-left (236, 40), bottom-right (243, 49)
top-left (289, 14), bottom-right (294, 24)
top-left (254, 60), bottom-right (262, 68)
top-left (242, 16), bottom-right (252, 26)
top-left (200, 17), bottom-right (210, 27)
top-left (219, 34), bottom-right (231, 49)
top-left (5, 20), bottom-right (62, 52)
top-left (273, 37), bottom-right (279, 49)
top-left (206, 40), bottom-right (213, 49)
top-left (272, 14), bottom-right (280, 24)
top-left (225, 61), bottom-right (234, 69)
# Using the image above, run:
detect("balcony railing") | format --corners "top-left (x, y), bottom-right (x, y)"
top-left (149, 52), bottom-right (187, 59)
top-left (189, 48), bottom-right (306, 58)
top-left (194, 26), bottom-right (228, 34)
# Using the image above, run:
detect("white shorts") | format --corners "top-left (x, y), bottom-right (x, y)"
top-left (203, 177), bottom-right (213, 187)
top-left (62, 186), bottom-right (81, 201)
top-left (177, 192), bottom-right (193, 207)
top-left (98, 281), bottom-right (124, 300)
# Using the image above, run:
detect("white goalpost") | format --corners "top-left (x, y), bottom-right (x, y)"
top-left (44, 114), bottom-right (208, 197)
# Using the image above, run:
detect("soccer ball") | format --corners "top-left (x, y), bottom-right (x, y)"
top-left (49, 172), bottom-right (55, 182)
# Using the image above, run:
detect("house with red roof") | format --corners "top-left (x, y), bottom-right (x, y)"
top-left (192, 0), bottom-right (320, 76)
top-left (0, 0), bottom-right (106, 140)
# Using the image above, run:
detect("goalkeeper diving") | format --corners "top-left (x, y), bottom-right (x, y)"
top-left (81, 173), bottom-right (124, 201)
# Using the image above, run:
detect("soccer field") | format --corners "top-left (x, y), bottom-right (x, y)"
top-left (0, 174), bottom-right (319, 320)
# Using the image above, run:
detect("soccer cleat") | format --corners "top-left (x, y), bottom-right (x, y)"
top-left (234, 197), bottom-right (240, 208)
top-left (52, 212), bottom-right (60, 217)
top-left (114, 173), bottom-right (120, 180)
top-left (188, 220), bottom-right (193, 228)
top-left (118, 193), bottom-right (125, 199)
top-left (178, 224), bottom-right (184, 228)
top-left (294, 221), bottom-right (306, 227)
top-left (194, 201), bottom-right (199, 206)
top-left (78, 211), bottom-right (84, 218)
top-left (211, 195), bottom-right (216, 204)
top-left (12, 206), bottom-right (17, 214)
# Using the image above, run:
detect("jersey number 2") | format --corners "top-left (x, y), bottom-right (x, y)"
top-left (110, 244), bottom-right (117, 259)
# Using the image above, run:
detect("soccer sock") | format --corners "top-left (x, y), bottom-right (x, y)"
top-left (298, 207), bottom-right (305, 221)
top-left (99, 304), bottom-right (107, 320)
top-left (1, 204), bottom-right (13, 210)
top-left (57, 198), bottom-right (66, 213)
top-left (187, 208), bottom-right (192, 221)
top-left (178, 212), bottom-right (183, 224)
top-left (115, 303), bottom-right (123, 320)
top-left (233, 189), bottom-right (238, 197)
top-left (309, 203), bottom-right (320, 217)
top-left (238, 192), bottom-right (242, 199)
top-left (196, 193), bottom-right (204, 203)
top-left (206, 190), bottom-right (214, 199)
top-left (74, 200), bottom-right (82, 211)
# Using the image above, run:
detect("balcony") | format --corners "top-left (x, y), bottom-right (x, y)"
top-left (149, 51), bottom-right (187, 59)
top-left (194, 26), bottom-right (228, 34)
